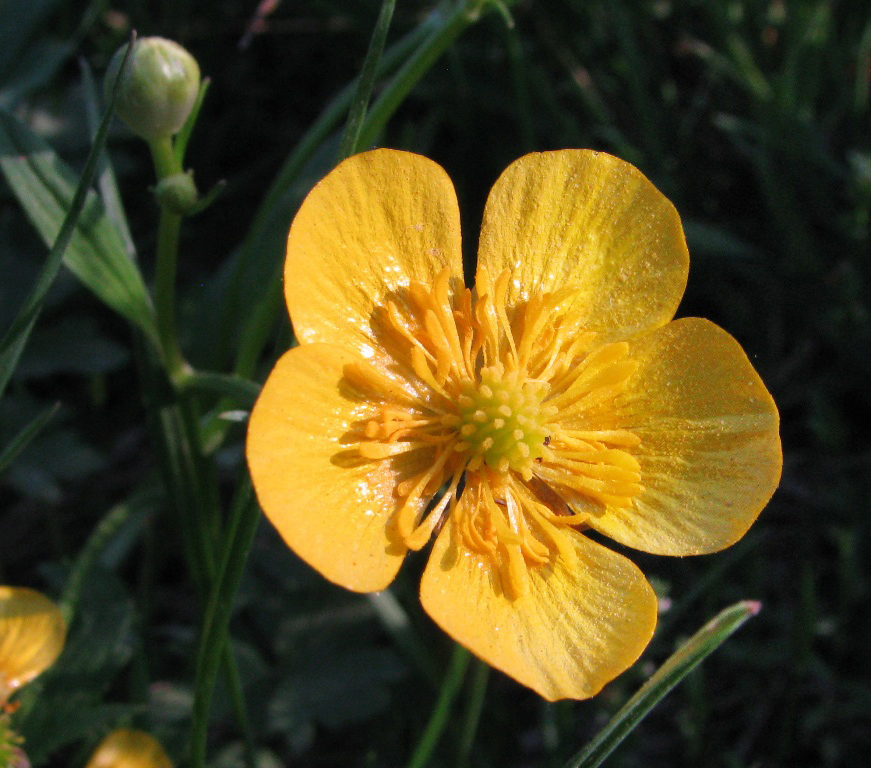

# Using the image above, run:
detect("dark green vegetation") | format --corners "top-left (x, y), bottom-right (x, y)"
top-left (1, 0), bottom-right (869, 766)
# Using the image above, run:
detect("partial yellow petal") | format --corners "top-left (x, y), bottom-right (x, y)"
top-left (419, 514), bottom-right (657, 701)
top-left (247, 343), bottom-right (435, 592)
top-left (85, 729), bottom-right (172, 768)
top-left (577, 318), bottom-right (782, 555)
top-left (476, 150), bottom-right (688, 339)
top-left (0, 586), bottom-right (66, 700)
top-left (286, 149), bottom-right (464, 358)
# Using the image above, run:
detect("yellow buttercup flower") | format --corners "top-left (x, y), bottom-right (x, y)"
top-left (0, 586), bottom-right (66, 705)
top-left (247, 149), bottom-right (782, 700)
top-left (85, 729), bottom-right (173, 768)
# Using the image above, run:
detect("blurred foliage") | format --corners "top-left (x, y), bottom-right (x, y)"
top-left (1, 0), bottom-right (869, 766)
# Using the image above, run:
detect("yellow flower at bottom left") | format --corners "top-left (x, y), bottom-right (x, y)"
top-left (0, 586), bottom-right (66, 705)
top-left (85, 730), bottom-right (173, 768)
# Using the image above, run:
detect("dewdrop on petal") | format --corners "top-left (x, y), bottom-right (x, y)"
top-left (105, 37), bottom-right (200, 141)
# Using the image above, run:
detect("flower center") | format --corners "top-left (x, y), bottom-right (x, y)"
top-left (346, 267), bottom-right (644, 598)
top-left (455, 366), bottom-right (552, 480)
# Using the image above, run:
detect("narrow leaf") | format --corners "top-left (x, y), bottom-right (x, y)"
top-left (80, 60), bottom-right (137, 259)
top-left (338, 0), bottom-right (397, 160)
top-left (0, 110), bottom-right (157, 339)
top-left (0, 46), bottom-right (157, 375)
top-left (562, 601), bottom-right (762, 768)
top-left (0, 39), bottom-right (142, 398)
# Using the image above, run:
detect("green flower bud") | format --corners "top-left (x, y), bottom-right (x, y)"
top-left (154, 171), bottom-right (199, 214)
top-left (105, 37), bottom-right (200, 141)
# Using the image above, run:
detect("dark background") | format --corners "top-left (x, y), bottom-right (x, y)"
top-left (1, 1), bottom-right (869, 766)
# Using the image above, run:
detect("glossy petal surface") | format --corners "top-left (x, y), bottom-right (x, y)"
top-left (575, 318), bottom-right (782, 554)
top-left (477, 150), bottom-right (688, 339)
top-left (285, 149), bottom-right (463, 358)
top-left (85, 729), bottom-right (172, 768)
top-left (0, 586), bottom-right (66, 699)
top-left (247, 343), bottom-right (433, 592)
top-left (420, 514), bottom-right (658, 701)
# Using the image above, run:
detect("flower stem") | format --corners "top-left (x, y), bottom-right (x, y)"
top-left (188, 479), bottom-right (261, 768)
top-left (406, 644), bottom-right (471, 768)
top-left (148, 136), bottom-right (189, 384)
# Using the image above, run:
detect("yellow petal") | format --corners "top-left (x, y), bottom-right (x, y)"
top-left (580, 318), bottom-right (782, 554)
top-left (419, 514), bottom-right (657, 701)
top-left (286, 149), bottom-right (464, 358)
top-left (85, 729), bottom-right (172, 768)
top-left (247, 343), bottom-right (432, 592)
top-left (476, 150), bottom-right (688, 338)
top-left (0, 586), bottom-right (66, 700)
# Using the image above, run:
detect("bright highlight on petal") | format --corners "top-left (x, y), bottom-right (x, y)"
top-left (247, 148), bottom-right (782, 700)
top-left (0, 586), bottom-right (66, 703)
top-left (85, 729), bottom-right (172, 768)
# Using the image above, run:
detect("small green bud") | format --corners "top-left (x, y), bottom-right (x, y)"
top-left (105, 37), bottom-right (200, 141)
top-left (154, 171), bottom-right (199, 214)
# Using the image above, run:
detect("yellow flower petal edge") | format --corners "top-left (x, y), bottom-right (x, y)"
top-left (248, 343), bottom-right (425, 592)
top-left (85, 729), bottom-right (173, 768)
top-left (248, 148), bottom-right (782, 700)
top-left (285, 149), bottom-right (464, 360)
top-left (574, 317), bottom-right (783, 554)
top-left (477, 150), bottom-right (689, 340)
top-left (0, 586), bottom-right (66, 703)
top-left (420, 475), bottom-right (657, 701)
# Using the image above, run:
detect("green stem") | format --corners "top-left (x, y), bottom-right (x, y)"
top-left (149, 135), bottom-right (179, 179)
top-left (406, 645), bottom-right (471, 768)
top-left (146, 130), bottom-right (255, 764)
top-left (148, 136), bottom-right (189, 383)
top-left (188, 479), bottom-right (261, 768)
top-left (154, 209), bottom-right (187, 382)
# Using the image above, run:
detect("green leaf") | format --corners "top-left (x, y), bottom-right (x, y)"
top-left (338, 0), bottom-right (397, 160)
top-left (80, 60), bottom-right (137, 259)
top-left (0, 110), bottom-right (158, 357)
top-left (561, 601), bottom-right (761, 768)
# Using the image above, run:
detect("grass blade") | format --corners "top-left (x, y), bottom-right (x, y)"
top-left (562, 601), bottom-right (762, 768)
top-left (338, 0), bottom-right (397, 160)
